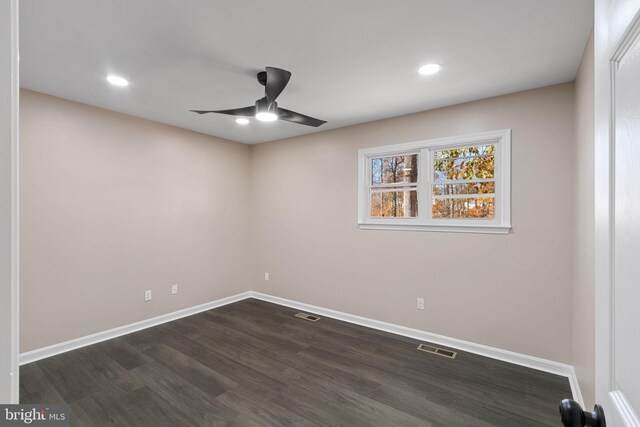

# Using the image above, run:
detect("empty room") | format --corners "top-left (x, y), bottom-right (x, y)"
top-left (2, 0), bottom-right (640, 426)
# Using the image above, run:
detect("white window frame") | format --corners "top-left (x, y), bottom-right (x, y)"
top-left (357, 129), bottom-right (511, 234)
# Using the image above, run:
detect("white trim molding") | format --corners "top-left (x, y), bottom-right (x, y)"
top-left (609, 390), bottom-right (640, 427)
top-left (19, 291), bottom-right (252, 365)
top-left (0, 0), bottom-right (20, 404)
top-left (19, 290), bottom-right (582, 405)
top-left (567, 366), bottom-right (585, 408)
top-left (595, 4), bottom-right (640, 423)
top-left (359, 223), bottom-right (510, 235)
top-left (10, 0), bottom-right (19, 403)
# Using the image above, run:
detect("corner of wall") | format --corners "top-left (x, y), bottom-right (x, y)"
top-left (571, 28), bottom-right (596, 407)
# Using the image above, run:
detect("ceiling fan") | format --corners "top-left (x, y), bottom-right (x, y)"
top-left (191, 67), bottom-right (326, 127)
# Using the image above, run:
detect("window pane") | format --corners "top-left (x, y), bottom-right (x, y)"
top-left (434, 144), bottom-right (494, 160)
top-left (371, 154), bottom-right (418, 185)
top-left (432, 181), bottom-right (495, 196)
top-left (434, 145), bottom-right (494, 182)
top-left (432, 197), bottom-right (495, 219)
top-left (370, 189), bottom-right (418, 218)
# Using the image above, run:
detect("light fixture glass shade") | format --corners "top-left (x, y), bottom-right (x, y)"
top-left (107, 75), bottom-right (129, 86)
top-left (255, 112), bottom-right (278, 122)
top-left (255, 97), bottom-right (278, 122)
top-left (418, 64), bottom-right (441, 75)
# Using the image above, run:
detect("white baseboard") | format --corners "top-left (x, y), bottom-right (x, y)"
top-left (18, 291), bottom-right (253, 365)
top-left (19, 289), bottom-right (583, 406)
top-left (567, 367), bottom-right (585, 408)
top-left (248, 291), bottom-right (584, 406)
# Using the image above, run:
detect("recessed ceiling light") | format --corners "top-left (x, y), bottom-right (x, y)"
top-left (106, 74), bottom-right (129, 87)
top-left (255, 112), bottom-right (278, 122)
top-left (235, 118), bottom-right (250, 125)
top-left (418, 64), bottom-right (441, 76)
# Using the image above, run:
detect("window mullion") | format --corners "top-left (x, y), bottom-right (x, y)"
top-left (428, 148), bottom-right (434, 225)
top-left (432, 193), bottom-right (496, 200)
top-left (364, 155), bottom-right (371, 221)
top-left (495, 142), bottom-right (502, 222)
top-left (370, 186), bottom-right (417, 193)
top-left (434, 178), bottom-right (495, 185)
top-left (420, 147), bottom-right (431, 225)
top-left (370, 182), bottom-right (419, 189)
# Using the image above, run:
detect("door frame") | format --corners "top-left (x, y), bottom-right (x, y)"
top-left (594, 0), bottom-right (640, 424)
top-left (0, 0), bottom-right (19, 404)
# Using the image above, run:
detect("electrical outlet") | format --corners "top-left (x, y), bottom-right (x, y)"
top-left (264, 272), bottom-right (270, 281)
top-left (417, 297), bottom-right (424, 310)
top-left (171, 284), bottom-right (178, 295)
top-left (145, 290), bottom-right (152, 301)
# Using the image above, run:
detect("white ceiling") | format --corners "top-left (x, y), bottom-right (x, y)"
top-left (20, 0), bottom-right (593, 144)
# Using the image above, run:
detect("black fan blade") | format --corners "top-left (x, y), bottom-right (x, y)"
top-left (277, 108), bottom-right (326, 127)
top-left (265, 67), bottom-right (291, 102)
top-left (190, 106), bottom-right (255, 116)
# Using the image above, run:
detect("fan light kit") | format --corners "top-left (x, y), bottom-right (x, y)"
top-left (418, 63), bottom-right (441, 75)
top-left (256, 112), bottom-right (278, 122)
top-left (191, 67), bottom-right (326, 127)
top-left (107, 74), bottom-right (129, 87)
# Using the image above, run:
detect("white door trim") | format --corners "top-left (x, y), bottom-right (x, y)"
top-left (610, 391), bottom-right (640, 427)
top-left (595, 1), bottom-right (640, 424)
top-left (594, 0), bottom-right (614, 416)
top-left (0, 0), bottom-right (20, 404)
top-left (608, 10), bottom-right (640, 426)
top-left (9, 0), bottom-right (19, 403)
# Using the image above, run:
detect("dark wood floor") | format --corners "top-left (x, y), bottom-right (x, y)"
top-left (20, 298), bottom-right (570, 426)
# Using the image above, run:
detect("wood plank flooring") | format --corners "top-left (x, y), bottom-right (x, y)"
top-left (20, 298), bottom-right (570, 426)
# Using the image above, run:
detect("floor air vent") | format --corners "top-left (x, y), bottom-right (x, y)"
top-left (294, 312), bottom-right (321, 322)
top-left (417, 343), bottom-right (457, 359)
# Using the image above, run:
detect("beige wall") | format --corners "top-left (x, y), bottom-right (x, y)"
top-left (251, 83), bottom-right (576, 363)
top-left (21, 79), bottom-right (588, 371)
top-left (20, 90), bottom-right (251, 352)
top-left (573, 32), bottom-right (595, 406)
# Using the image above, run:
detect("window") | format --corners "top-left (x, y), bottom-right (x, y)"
top-left (432, 144), bottom-right (495, 219)
top-left (358, 129), bottom-right (511, 234)
top-left (370, 154), bottom-right (418, 218)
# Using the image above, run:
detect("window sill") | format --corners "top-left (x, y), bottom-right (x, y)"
top-left (358, 223), bottom-right (511, 235)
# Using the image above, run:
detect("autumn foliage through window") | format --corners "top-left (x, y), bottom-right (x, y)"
top-left (370, 154), bottom-right (418, 218)
top-left (358, 129), bottom-right (510, 233)
top-left (432, 145), bottom-right (495, 219)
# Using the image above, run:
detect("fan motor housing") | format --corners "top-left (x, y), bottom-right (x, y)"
top-left (257, 71), bottom-right (267, 86)
top-left (256, 97), bottom-right (277, 113)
